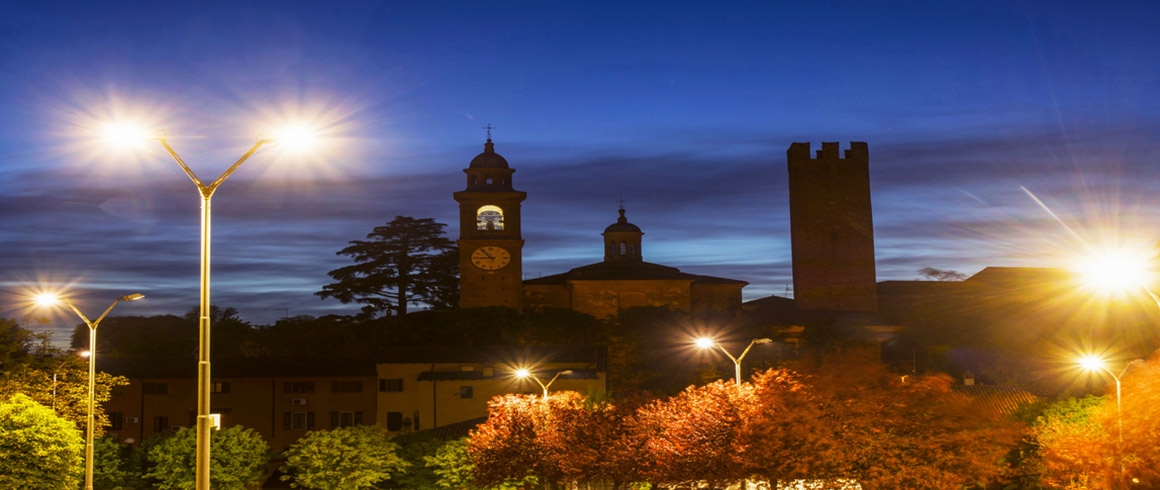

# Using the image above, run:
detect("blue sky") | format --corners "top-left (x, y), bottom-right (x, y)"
top-left (2, 1), bottom-right (1158, 339)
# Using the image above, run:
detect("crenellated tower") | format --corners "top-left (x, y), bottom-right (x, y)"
top-left (786, 141), bottom-right (877, 311)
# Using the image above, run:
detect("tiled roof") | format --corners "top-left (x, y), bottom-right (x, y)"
top-left (952, 384), bottom-right (1038, 418)
top-left (524, 260), bottom-right (746, 285)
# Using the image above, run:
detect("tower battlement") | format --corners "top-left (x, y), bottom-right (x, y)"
top-left (785, 141), bottom-right (877, 312)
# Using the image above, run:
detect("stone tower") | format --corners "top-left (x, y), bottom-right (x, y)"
top-left (786, 142), bottom-right (877, 311)
top-left (453, 138), bottom-right (527, 308)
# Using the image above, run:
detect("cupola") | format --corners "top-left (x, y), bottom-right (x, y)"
top-left (602, 208), bottom-right (643, 262)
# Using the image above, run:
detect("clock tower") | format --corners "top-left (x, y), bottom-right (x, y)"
top-left (453, 137), bottom-right (527, 308)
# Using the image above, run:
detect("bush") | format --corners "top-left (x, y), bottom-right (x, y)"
top-left (0, 393), bottom-right (84, 490)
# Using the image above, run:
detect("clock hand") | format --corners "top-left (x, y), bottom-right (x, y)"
top-left (480, 249), bottom-right (495, 260)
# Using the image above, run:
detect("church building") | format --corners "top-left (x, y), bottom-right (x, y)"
top-left (453, 136), bottom-right (747, 318)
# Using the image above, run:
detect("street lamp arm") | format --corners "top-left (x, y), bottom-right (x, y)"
top-left (156, 137), bottom-right (207, 190)
top-left (88, 298), bottom-right (125, 328)
top-left (61, 299), bottom-right (95, 329)
top-left (715, 345), bottom-right (740, 365)
top-left (205, 139), bottom-right (271, 192)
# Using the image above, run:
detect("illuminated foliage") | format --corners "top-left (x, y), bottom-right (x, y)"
top-left (145, 426), bottom-right (269, 490)
top-left (0, 393), bottom-right (84, 490)
top-left (469, 355), bottom-right (1021, 489)
top-left (317, 216), bottom-right (457, 316)
top-left (1033, 351), bottom-right (1160, 489)
top-left (282, 425), bottom-right (408, 490)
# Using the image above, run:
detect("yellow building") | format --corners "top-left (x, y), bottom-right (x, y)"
top-left (100, 347), bottom-right (606, 449)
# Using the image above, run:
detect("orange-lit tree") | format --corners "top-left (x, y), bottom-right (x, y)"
top-left (627, 380), bottom-right (755, 488)
top-left (746, 355), bottom-right (1021, 490)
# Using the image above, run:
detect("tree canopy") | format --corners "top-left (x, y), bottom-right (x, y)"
top-left (317, 216), bottom-right (458, 316)
top-left (145, 425), bottom-right (269, 490)
top-left (281, 425), bottom-right (409, 490)
top-left (0, 393), bottom-right (84, 490)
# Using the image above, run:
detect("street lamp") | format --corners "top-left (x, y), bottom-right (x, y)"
top-left (696, 337), bottom-right (772, 385)
top-left (36, 293), bottom-right (143, 490)
top-left (515, 368), bottom-right (574, 398)
top-left (101, 122), bottom-right (318, 490)
top-left (1077, 355), bottom-right (1141, 445)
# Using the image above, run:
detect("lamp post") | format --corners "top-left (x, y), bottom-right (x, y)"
top-left (1077, 355), bottom-right (1141, 444)
top-left (36, 293), bottom-right (144, 490)
top-left (100, 120), bottom-right (318, 490)
top-left (152, 135), bottom-right (274, 490)
top-left (515, 368), bottom-right (573, 398)
top-left (696, 337), bottom-right (772, 385)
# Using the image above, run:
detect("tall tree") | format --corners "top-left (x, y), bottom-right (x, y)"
top-left (281, 425), bottom-right (409, 490)
top-left (317, 216), bottom-right (457, 316)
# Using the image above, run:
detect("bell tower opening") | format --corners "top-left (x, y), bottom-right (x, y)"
top-left (476, 205), bottom-right (504, 231)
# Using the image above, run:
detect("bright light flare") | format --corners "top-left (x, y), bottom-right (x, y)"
top-left (514, 368), bottom-right (532, 379)
top-left (695, 337), bottom-right (716, 349)
top-left (1078, 354), bottom-right (1109, 373)
top-left (269, 123), bottom-right (323, 154)
top-left (1073, 247), bottom-right (1155, 295)
top-left (34, 293), bottom-right (61, 307)
top-left (78, 351), bottom-right (91, 358)
top-left (99, 121), bottom-right (151, 150)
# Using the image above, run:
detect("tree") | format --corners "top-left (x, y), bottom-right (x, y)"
top-left (628, 381), bottom-right (755, 487)
top-left (281, 424), bottom-right (408, 490)
top-left (146, 426), bottom-right (269, 490)
top-left (317, 216), bottom-right (458, 316)
top-left (0, 328), bottom-right (127, 435)
top-left (0, 393), bottom-right (84, 490)
top-left (92, 436), bottom-right (135, 490)
top-left (1031, 396), bottom-right (1114, 490)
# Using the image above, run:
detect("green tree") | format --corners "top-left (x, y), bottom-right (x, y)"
top-left (146, 426), bottom-right (269, 490)
top-left (431, 438), bottom-right (537, 490)
top-left (317, 216), bottom-right (458, 316)
top-left (388, 432), bottom-right (446, 490)
top-left (0, 326), bottom-right (127, 435)
top-left (92, 436), bottom-right (134, 490)
top-left (0, 393), bottom-right (84, 490)
top-left (281, 424), bottom-right (408, 489)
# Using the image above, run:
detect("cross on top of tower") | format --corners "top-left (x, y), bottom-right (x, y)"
top-left (482, 124), bottom-right (496, 141)
top-left (617, 198), bottom-right (627, 210)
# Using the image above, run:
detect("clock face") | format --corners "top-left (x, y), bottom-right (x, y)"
top-left (471, 246), bottom-right (511, 271)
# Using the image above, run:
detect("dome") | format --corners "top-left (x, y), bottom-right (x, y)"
top-left (469, 139), bottom-right (509, 169)
top-left (604, 208), bottom-right (641, 233)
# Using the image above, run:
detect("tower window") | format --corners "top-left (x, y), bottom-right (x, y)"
top-left (476, 205), bottom-right (504, 231)
top-left (619, 242), bottom-right (628, 255)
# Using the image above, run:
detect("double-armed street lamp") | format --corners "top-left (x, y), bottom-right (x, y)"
top-left (695, 336), bottom-right (772, 385)
top-left (101, 121), bottom-right (320, 490)
top-left (1077, 355), bottom-right (1142, 445)
top-left (35, 293), bottom-right (143, 490)
top-left (515, 368), bottom-right (574, 398)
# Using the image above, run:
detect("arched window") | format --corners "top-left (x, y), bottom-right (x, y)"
top-left (619, 242), bottom-right (628, 255)
top-left (476, 205), bottom-right (504, 231)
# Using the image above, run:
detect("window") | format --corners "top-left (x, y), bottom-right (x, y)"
top-left (284, 412), bottom-right (315, 431)
top-left (619, 242), bottom-right (628, 255)
top-left (459, 386), bottom-right (474, 399)
top-left (379, 378), bottom-right (403, 392)
top-left (211, 382), bottom-right (230, 394)
top-left (153, 416), bottom-right (169, 432)
top-left (143, 382), bottom-right (168, 395)
top-left (331, 411), bottom-right (363, 428)
top-left (109, 412), bottom-right (124, 431)
top-left (476, 205), bottom-right (504, 230)
top-left (386, 411), bottom-right (403, 431)
top-left (331, 381), bottom-right (363, 393)
top-left (284, 382), bottom-right (315, 393)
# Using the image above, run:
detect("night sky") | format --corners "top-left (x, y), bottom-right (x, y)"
top-left (2, 1), bottom-right (1158, 341)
